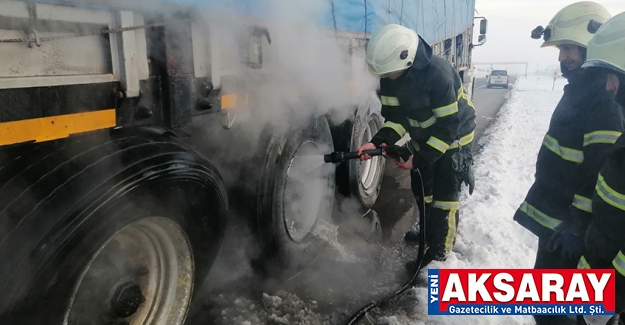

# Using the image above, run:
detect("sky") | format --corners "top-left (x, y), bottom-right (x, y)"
top-left (472, 0), bottom-right (625, 75)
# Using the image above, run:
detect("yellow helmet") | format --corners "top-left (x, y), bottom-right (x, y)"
top-left (366, 24), bottom-right (418, 77)
top-left (583, 12), bottom-right (625, 75)
top-left (532, 1), bottom-right (611, 48)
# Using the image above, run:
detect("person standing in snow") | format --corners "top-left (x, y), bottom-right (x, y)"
top-left (514, 3), bottom-right (623, 324)
top-left (356, 24), bottom-right (476, 269)
top-left (575, 11), bottom-right (625, 325)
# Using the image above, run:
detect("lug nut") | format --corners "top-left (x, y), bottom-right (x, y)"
top-left (109, 281), bottom-right (145, 319)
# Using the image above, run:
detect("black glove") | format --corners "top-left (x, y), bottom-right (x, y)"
top-left (451, 149), bottom-right (475, 195)
top-left (546, 222), bottom-right (585, 263)
top-left (462, 159), bottom-right (475, 195)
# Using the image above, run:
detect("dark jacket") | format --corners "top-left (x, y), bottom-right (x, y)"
top-left (582, 134), bottom-right (625, 264)
top-left (514, 68), bottom-right (625, 240)
top-left (370, 36), bottom-right (476, 168)
top-left (579, 134), bottom-right (625, 312)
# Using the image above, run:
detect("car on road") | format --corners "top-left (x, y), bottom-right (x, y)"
top-left (487, 70), bottom-right (509, 88)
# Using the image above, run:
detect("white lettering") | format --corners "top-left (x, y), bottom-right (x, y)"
top-left (430, 275), bottom-right (439, 303)
top-left (587, 273), bottom-right (611, 301)
top-left (566, 273), bottom-right (589, 301)
top-left (468, 273), bottom-right (492, 302)
top-left (442, 274), bottom-right (466, 302)
top-left (542, 273), bottom-right (564, 301)
top-left (493, 272), bottom-right (514, 302)
top-left (516, 273), bottom-right (540, 301)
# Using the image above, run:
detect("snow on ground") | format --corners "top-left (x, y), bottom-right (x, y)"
top-left (379, 76), bottom-right (570, 325)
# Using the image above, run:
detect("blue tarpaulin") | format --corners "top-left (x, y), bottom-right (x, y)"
top-left (158, 0), bottom-right (475, 44)
top-left (50, 0), bottom-right (475, 44)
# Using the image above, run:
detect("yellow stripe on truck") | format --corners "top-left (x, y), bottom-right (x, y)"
top-left (0, 109), bottom-right (116, 146)
top-left (221, 94), bottom-right (238, 109)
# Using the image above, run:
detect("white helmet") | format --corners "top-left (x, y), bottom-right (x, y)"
top-left (533, 1), bottom-right (611, 48)
top-left (366, 24), bottom-right (418, 77)
top-left (583, 12), bottom-right (625, 75)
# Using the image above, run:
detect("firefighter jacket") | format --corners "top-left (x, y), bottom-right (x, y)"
top-left (370, 36), bottom-right (476, 169)
top-left (578, 134), bottom-right (625, 305)
top-left (514, 68), bottom-right (625, 240)
top-left (580, 134), bottom-right (625, 266)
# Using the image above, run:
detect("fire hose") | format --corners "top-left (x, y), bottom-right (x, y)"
top-left (323, 146), bottom-right (429, 325)
top-left (323, 145), bottom-right (411, 164)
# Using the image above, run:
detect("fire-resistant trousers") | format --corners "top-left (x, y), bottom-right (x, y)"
top-left (410, 146), bottom-right (464, 258)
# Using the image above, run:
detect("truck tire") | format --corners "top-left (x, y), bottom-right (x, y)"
top-left (0, 130), bottom-right (227, 325)
top-left (347, 96), bottom-right (385, 208)
top-left (256, 115), bottom-right (335, 272)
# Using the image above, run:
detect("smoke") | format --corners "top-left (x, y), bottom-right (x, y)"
top-left (194, 0), bottom-right (378, 133)
top-left (183, 1), bottom-right (409, 316)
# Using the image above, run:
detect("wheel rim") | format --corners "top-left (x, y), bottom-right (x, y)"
top-left (64, 217), bottom-right (194, 325)
top-left (358, 117), bottom-right (382, 196)
top-left (283, 140), bottom-right (332, 242)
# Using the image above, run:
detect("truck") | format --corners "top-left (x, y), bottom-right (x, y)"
top-left (0, 0), bottom-right (486, 323)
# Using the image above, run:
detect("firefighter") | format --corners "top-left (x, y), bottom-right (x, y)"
top-left (514, 3), bottom-right (621, 324)
top-left (576, 11), bottom-right (625, 325)
top-left (357, 24), bottom-right (476, 268)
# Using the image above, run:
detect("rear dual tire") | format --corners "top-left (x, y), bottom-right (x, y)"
top-left (347, 97), bottom-right (385, 208)
top-left (0, 130), bottom-right (227, 325)
top-left (334, 95), bottom-right (385, 209)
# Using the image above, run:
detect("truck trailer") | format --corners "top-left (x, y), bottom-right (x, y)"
top-left (0, 0), bottom-right (485, 323)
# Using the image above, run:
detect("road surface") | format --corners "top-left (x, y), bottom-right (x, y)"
top-left (472, 76), bottom-right (516, 147)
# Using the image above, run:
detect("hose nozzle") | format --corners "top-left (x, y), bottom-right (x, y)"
top-left (324, 148), bottom-right (383, 164)
top-left (324, 145), bottom-right (412, 164)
